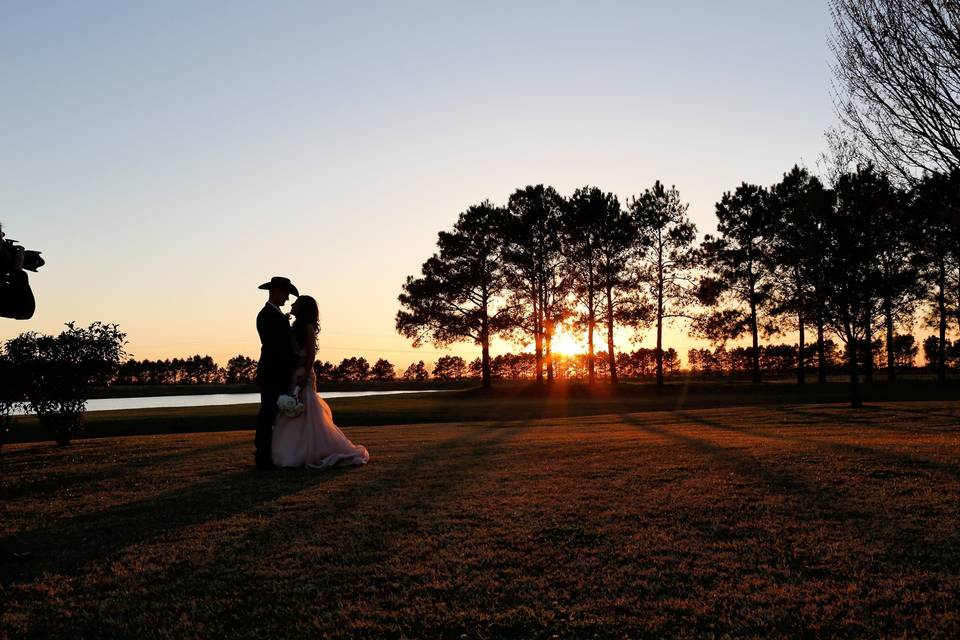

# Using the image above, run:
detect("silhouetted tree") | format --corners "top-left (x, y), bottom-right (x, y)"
top-left (695, 183), bottom-right (775, 383)
top-left (370, 358), bottom-right (396, 381)
top-left (830, 0), bottom-right (960, 178)
top-left (630, 181), bottom-right (698, 386)
top-left (558, 188), bottom-right (645, 384)
top-left (912, 170), bottom-right (960, 382)
top-left (541, 247), bottom-right (571, 385)
top-left (494, 352), bottom-right (539, 379)
top-left (923, 336), bottom-right (960, 370)
top-left (870, 182), bottom-right (921, 381)
top-left (663, 348), bottom-right (681, 376)
top-left (768, 166), bottom-right (833, 385)
top-left (0, 354), bottom-right (26, 448)
top-left (402, 360), bottom-right (430, 381)
top-left (821, 165), bottom-right (889, 406)
top-left (849, 170), bottom-right (904, 384)
top-left (336, 357), bottom-right (370, 382)
top-left (184, 355), bottom-right (224, 384)
top-left (467, 357), bottom-right (483, 380)
top-left (888, 333), bottom-right (918, 370)
top-left (397, 201), bottom-right (511, 388)
top-left (226, 355), bottom-right (258, 384)
top-left (502, 185), bottom-right (565, 384)
top-left (816, 130), bottom-right (862, 382)
top-left (432, 355), bottom-right (466, 380)
top-left (593, 192), bottom-right (649, 385)
top-left (313, 360), bottom-right (336, 382)
top-left (563, 186), bottom-right (608, 384)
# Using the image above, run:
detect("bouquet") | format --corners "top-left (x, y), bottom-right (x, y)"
top-left (277, 385), bottom-right (305, 418)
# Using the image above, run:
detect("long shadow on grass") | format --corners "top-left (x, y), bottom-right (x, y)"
top-left (871, 403), bottom-right (960, 421)
top-left (1, 453), bottom-right (358, 584)
top-left (674, 407), bottom-right (960, 491)
top-left (0, 467), bottom-right (339, 584)
top-left (1, 440), bottom-right (245, 502)
top-left (190, 424), bottom-right (525, 639)
top-left (619, 411), bottom-right (960, 573)
top-left (0, 424), bottom-right (516, 591)
top-left (198, 423), bottom-right (521, 569)
top-left (735, 406), bottom-right (960, 482)
top-left (772, 403), bottom-right (960, 431)
top-left (7, 425), bottom-right (525, 638)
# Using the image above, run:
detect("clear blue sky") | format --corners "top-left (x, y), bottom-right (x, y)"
top-left (1, 1), bottom-right (835, 365)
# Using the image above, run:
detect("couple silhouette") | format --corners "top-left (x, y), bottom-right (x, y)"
top-left (254, 276), bottom-right (368, 470)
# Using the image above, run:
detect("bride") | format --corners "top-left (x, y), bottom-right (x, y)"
top-left (271, 295), bottom-right (370, 469)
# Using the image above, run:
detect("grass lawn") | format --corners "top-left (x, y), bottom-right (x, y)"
top-left (2, 400), bottom-right (960, 638)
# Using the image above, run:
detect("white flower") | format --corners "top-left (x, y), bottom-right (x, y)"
top-left (277, 394), bottom-right (305, 417)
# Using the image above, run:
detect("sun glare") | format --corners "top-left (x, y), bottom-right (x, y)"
top-left (550, 332), bottom-right (584, 356)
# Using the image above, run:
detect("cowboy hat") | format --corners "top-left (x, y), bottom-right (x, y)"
top-left (257, 276), bottom-right (299, 296)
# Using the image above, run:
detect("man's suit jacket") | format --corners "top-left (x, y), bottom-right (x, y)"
top-left (256, 303), bottom-right (296, 388)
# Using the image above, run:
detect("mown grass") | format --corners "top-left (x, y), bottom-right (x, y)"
top-left (2, 401), bottom-right (959, 638)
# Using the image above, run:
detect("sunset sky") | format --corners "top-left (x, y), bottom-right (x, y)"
top-left (1, 1), bottom-right (836, 368)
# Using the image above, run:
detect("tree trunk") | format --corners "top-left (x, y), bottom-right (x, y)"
top-left (656, 263), bottom-right (665, 387)
top-left (605, 283), bottom-right (617, 385)
top-left (545, 323), bottom-right (554, 385)
top-left (749, 295), bottom-right (761, 384)
top-left (844, 310), bottom-right (862, 407)
top-left (848, 336), bottom-right (862, 407)
top-left (956, 263), bottom-right (960, 338)
top-left (480, 313), bottom-right (491, 389)
top-left (938, 259), bottom-right (948, 383)
top-left (884, 297), bottom-right (895, 382)
top-left (533, 295), bottom-right (543, 385)
top-left (864, 310), bottom-right (874, 384)
top-left (587, 277), bottom-right (596, 385)
top-left (817, 307), bottom-right (827, 383)
top-left (797, 310), bottom-right (806, 385)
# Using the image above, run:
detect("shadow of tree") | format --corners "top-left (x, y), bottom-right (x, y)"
top-left (618, 411), bottom-right (960, 574)
top-left (3, 422), bottom-right (524, 637)
top-left (0, 424), bottom-right (519, 590)
top-left (712, 406), bottom-right (960, 481)
top-left (1, 440), bottom-right (244, 502)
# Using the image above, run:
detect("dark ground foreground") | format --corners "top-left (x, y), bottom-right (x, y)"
top-left (2, 401), bottom-right (960, 638)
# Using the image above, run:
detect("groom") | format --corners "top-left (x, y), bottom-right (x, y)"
top-left (254, 276), bottom-right (299, 469)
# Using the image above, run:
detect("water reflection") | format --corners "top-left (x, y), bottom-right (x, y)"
top-left (13, 389), bottom-right (448, 415)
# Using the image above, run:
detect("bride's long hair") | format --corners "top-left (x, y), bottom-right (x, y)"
top-left (292, 295), bottom-right (320, 346)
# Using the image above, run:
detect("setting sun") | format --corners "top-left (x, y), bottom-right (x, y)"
top-left (550, 331), bottom-right (584, 356)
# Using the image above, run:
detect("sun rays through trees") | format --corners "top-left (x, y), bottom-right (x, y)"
top-left (397, 169), bottom-right (958, 405)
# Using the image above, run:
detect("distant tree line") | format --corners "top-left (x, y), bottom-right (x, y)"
top-left (107, 349), bottom-right (688, 386)
top-left (95, 331), bottom-right (959, 390)
top-left (115, 355), bottom-right (232, 385)
top-left (685, 335), bottom-right (935, 377)
top-left (313, 349), bottom-right (683, 382)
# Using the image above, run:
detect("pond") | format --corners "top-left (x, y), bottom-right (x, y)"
top-left (13, 389), bottom-right (449, 415)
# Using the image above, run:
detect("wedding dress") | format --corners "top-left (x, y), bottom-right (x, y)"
top-left (271, 332), bottom-right (369, 469)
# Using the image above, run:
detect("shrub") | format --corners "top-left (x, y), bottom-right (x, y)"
top-left (5, 322), bottom-right (126, 445)
top-left (0, 354), bottom-right (27, 448)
